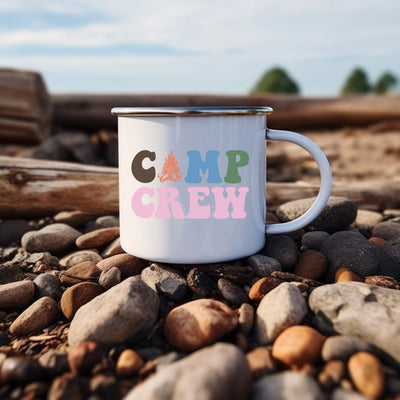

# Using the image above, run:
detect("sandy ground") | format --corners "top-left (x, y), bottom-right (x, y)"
top-left (267, 125), bottom-right (400, 185)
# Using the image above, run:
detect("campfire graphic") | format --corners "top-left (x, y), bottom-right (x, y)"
top-left (158, 150), bottom-right (183, 183)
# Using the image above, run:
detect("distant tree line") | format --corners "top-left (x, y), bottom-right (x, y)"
top-left (251, 67), bottom-right (398, 95)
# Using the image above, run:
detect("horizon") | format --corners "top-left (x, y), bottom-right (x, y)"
top-left (1, 0), bottom-right (399, 96)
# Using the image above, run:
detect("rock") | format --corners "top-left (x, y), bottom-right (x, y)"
top-left (322, 335), bottom-right (384, 362)
top-left (251, 371), bottom-right (324, 400)
top-left (318, 359), bottom-right (346, 390)
top-left (0, 219), bottom-right (30, 246)
top-left (68, 341), bottom-right (104, 375)
top-left (101, 238), bottom-right (124, 258)
top-left (0, 280), bottom-right (35, 309)
top-left (320, 231), bottom-right (400, 280)
top-left (26, 251), bottom-right (59, 268)
top-left (246, 254), bottom-right (282, 277)
top-left (0, 331), bottom-right (9, 346)
top-left (271, 325), bottom-right (326, 368)
top-left (237, 303), bottom-right (254, 336)
top-left (352, 210), bottom-right (383, 232)
top-left (365, 275), bottom-right (400, 290)
top-left (245, 347), bottom-right (276, 379)
top-left (34, 273), bottom-right (63, 301)
top-left (276, 196), bottom-right (358, 232)
top-left (141, 263), bottom-right (187, 300)
top-left (301, 231), bottom-right (330, 251)
top-left (68, 277), bottom-right (159, 346)
top-left (348, 352), bottom-right (385, 400)
top-left (368, 237), bottom-right (386, 248)
top-left (98, 254), bottom-right (147, 279)
top-left (0, 356), bottom-right (44, 385)
top-left (372, 221), bottom-right (400, 240)
top-left (0, 264), bottom-right (24, 284)
top-left (75, 227), bottom-right (120, 249)
top-left (309, 281), bottom-right (400, 363)
top-left (382, 238), bottom-right (400, 267)
top-left (335, 267), bottom-right (363, 283)
top-left (60, 282), bottom-right (104, 320)
top-left (124, 343), bottom-right (251, 400)
top-left (116, 349), bottom-right (144, 377)
top-left (271, 271), bottom-right (322, 287)
top-left (248, 277), bottom-right (283, 302)
top-left (260, 235), bottom-right (298, 270)
top-left (53, 211), bottom-right (96, 229)
top-left (293, 249), bottom-right (327, 280)
top-left (217, 278), bottom-right (249, 305)
top-left (331, 388), bottom-right (370, 400)
top-left (91, 215), bottom-right (120, 230)
top-left (38, 349), bottom-right (69, 378)
top-left (164, 299), bottom-right (238, 352)
top-left (90, 374), bottom-right (119, 399)
top-left (47, 372), bottom-right (85, 400)
top-left (9, 297), bottom-right (58, 336)
top-left (186, 268), bottom-right (217, 297)
top-left (59, 250), bottom-right (103, 268)
top-left (254, 282), bottom-right (308, 345)
top-left (99, 266), bottom-right (121, 289)
top-left (59, 261), bottom-right (102, 286)
top-left (21, 223), bottom-right (81, 253)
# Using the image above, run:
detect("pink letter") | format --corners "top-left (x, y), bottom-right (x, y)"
top-left (212, 187), bottom-right (249, 219)
top-left (131, 187), bottom-right (155, 218)
top-left (155, 187), bottom-right (185, 219)
top-left (186, 187), bottom-right (210, 219)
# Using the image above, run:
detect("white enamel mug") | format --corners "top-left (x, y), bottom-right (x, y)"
top-left (112, 107), bottom-right (332, 264)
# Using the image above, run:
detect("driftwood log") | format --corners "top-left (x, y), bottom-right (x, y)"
top-left (1, 157), bottom-right (400, 219)
top-left (52, 93), bottom-right (400, 132)
top-left (0, 69), bottom-right (52, 144)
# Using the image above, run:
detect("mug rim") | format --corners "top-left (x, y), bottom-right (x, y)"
top-left (111, 106), bottom-right (273, 116)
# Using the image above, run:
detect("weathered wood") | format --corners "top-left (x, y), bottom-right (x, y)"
top-left (1, 157), bottom-right (399, 218)
top-left (52, 93), bottom-right (400, 132)
top-left (0, 68), bottom-right (52, 144)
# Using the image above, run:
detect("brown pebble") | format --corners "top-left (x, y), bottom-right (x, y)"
top-left (116, 349), bottom-right (144, 377)
top-left (246, 347), bottom-right (276, 379)
top-left (59, 261), bottom-right (102, 286)
top-left (53, 211), bottom-right (97, 228)
top-left (365, 275), bottom-right (400, 290)
top-left (59, 250), bottom-right (103, 268)
top-left (75, 227), bottom-right (120, 249)
top-left (61, 282), bottom-right (104, 320)
top-left (164, 298), bottom-right (238, 352)
top-left (248, 277), bottom-right (282, 302)
top-left (97, 253), bottom-right (147, 279)
top-left (0, 356), bottom-right (44, 385)
top-left (369, 236), bottom-right (387, 248)
top-left (266, 212), bottom-right (280, 223)
top-left (47, 372), bottom-right (85, 400)
top-left (318, 360), bottom-right (346, 390)
top-left (272, 325), bottom-right (325, 369)
top-left (348, 351), bottom-right (385, 400)
top-left (68, 341), bottom-right (104, 375)
top-left (0, 281), bottom-right (35, 310)
top-left (293, 249), bottom-right (327, 281)
top-left (335, 267), bottom-right (364, 283)
top-left (101, 238), bottom-right (124, 258)
top-left (9, 297), bottom-right (58, 336)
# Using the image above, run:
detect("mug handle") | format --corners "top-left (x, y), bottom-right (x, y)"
top-left (265, 129), bottom-right (332, 235)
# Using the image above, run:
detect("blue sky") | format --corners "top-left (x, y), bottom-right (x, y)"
top-left (0, 0), bottom-right (399, 95)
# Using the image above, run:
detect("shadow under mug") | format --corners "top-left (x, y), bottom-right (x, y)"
top-left (112, 106), bottom-right (332, 264)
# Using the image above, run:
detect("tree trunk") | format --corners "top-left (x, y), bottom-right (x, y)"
top-left (52, 93), bottom-right (400, 132)
top-left (1, 157), bottom-right (400, 219)
top-left (0, 68), bottom-right (52, 144)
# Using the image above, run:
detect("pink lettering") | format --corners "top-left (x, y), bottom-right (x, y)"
top-left (155, 187), bottom-right (185, 219)
top-left (131, 187), bottom-right (155, 218)
top-left (186, 187), bottom-right (211, 219)
top-left (212, 187), bottom-right (249, 219)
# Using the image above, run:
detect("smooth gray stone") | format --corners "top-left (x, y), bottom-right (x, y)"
top-left (309, 281), bottom-right (400, 363)
top-left (251, 371), bottom-right (323, 400)
top-left (68, 277), bottom-right (159, 346)
top-left (124, 343), bottom-right (251, 400)
top-left (254, 282), bottom-right (308, 345)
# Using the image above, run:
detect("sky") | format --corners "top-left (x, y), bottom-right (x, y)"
top-left (0, 0), bottom-right (399, 96)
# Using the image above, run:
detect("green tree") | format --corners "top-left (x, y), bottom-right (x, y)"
top-left (372, 72), bottom-right (397, 94)
top-left (251, 67), bottom-right (300, 94)
top-left (341, 68), bottom-right (370, 95)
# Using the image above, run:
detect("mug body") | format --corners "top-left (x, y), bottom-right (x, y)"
top-left (115, 108), bottom-right (270, 263)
